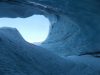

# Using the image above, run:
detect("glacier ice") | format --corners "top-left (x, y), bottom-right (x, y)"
top-left (0, 27), bottom-right (100, 75)
top-left (0, 0), bottom-right (100, 75)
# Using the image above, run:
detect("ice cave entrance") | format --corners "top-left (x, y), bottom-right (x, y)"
top-left (0, 15), bottom-right (50, 44)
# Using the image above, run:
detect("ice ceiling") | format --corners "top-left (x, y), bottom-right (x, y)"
top-left (0, 0), bottom-right (100, 56)
top-left (0, 0), bottom-right (100, 75)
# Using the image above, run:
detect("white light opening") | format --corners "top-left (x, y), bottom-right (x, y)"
top-left (0, 15), bottom-right (50, 44)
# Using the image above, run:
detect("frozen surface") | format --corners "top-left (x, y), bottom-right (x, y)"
top-left (0, 0), bottom-right (100, 56)
top-left (0, 27), bottom-right (100, 75)
top-left (0, 27), bottom-right (73, 75)
top-left (0, 0), bottom-right (100, 75)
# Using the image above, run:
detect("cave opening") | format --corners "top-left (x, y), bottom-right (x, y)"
top-left (0, 15), bottom-right (50, 44)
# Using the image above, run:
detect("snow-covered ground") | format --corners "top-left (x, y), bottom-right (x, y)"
top-left (0, 27), bottom-right (100, 75)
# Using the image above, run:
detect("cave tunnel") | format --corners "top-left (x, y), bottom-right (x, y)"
top-left (0, 0), bottom-right (100, 75)
top-left (0, 0), bottom-right (100, 56)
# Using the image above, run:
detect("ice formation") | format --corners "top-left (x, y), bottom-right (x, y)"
top-left (0, 0), bottom-right (100, 75)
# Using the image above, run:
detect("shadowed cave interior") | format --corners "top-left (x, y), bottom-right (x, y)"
top-left (0, 0), bottom-right (100, 75)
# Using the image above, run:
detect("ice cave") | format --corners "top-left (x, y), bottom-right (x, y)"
top-left (0, 0), bottom-right (100, 75)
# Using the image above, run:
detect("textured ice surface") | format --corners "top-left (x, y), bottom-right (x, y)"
top-left (0, 27), bottom-right (100, 75)
top-left (0, 0), bottom-right (100, 75)
top-left (0, 27), bottom-right (73, 75)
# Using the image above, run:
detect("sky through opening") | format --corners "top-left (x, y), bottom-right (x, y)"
top-left (0, 15), bottom-right (50, 43)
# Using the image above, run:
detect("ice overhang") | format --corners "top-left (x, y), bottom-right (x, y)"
top-left (0, 0), bottom-right (100, 56)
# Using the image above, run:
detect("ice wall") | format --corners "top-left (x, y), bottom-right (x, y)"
top-left (0, 27), bottom-right (100, 75)
top-left (42, 0), bottom-right (100, 56)
top-left (0, 0), bottom-right (100, 75)
top-left (0, 0), bottom-right (100, 56)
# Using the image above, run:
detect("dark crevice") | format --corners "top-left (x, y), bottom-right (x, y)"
top-left (79, 52), bottom-right (100, 57)
top-left (0, 37), bottom-right (2, 41)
